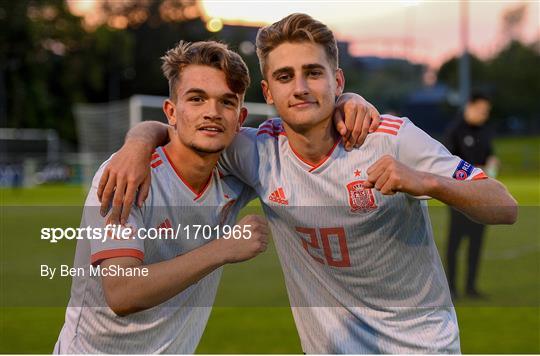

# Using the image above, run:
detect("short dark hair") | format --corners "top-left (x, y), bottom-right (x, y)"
top-left (161, 40), bottom-right (250, 100)
top-left (469, 91), bottom-right (491, 104)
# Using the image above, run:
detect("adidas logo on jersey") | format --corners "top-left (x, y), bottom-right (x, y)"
top-left (269, 187), bottom-right (289, 205)
top-left (157, 218), bottom-right (173, 239)
top-left (373, 116), bottom-right (404, 136)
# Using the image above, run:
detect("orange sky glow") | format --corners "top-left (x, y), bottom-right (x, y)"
top-left (68, 0), bottom-right (540, 68)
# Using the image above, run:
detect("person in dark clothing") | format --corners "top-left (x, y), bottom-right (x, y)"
top-left (443, 92), bottom-right (500, 299)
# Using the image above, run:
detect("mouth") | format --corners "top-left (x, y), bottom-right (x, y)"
top-left (197, 124), bottom-right (224, 133)
top-left (289, 101), bottom-right (317, 108)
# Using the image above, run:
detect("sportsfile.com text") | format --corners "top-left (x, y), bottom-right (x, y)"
top-left (40, 224), bottom-right (253, 243)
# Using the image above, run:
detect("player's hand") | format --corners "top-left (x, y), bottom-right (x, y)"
top-left (333, 93), bottom-right (381, 151)
top-left (364, 155), bottom-right (431, 196)
top-left (219, 215), bottom-right (269, 263)
top-left (97, 141), bottom-right (153, 224)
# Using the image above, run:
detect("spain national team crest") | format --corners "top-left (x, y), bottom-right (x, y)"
top-left (346, 180), bottom-right (377, 213)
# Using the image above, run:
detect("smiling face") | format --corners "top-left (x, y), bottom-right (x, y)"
top-left (261, 42), bottom-right (344, 133)
top-left (163, 65), bottom-right (247, 154)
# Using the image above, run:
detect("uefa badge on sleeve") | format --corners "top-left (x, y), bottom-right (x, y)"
top-left (453, 160), bottom-right (475, 180)
top-left (346, 180), bottom-right (378, 213)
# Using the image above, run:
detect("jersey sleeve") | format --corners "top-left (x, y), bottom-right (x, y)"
top-left (82, 159), bottom-right (145, 266)
top-left (397, 118), bottom-right (488, 183)
top-left (217, 127), bottom-right (260, 189)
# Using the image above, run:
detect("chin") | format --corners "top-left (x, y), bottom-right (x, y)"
top-left (191, 143), bottom-right (226, 154)
top-left (283, 112), bottom-right (328, 130)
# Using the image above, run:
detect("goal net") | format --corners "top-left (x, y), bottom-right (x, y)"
top-left (74, 95), bottom-right (276, 187)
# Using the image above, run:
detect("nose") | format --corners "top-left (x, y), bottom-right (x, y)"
top-left (293, 76), bottom-right (309, 97)
top-left (203, 100), bottom-right (222, 121)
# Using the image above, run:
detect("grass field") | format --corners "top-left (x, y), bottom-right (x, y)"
top-left (1, 137), bottom-right (539, 353)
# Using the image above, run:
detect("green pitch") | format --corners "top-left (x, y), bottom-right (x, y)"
top-left (1, 137), bottom-right (538, 353)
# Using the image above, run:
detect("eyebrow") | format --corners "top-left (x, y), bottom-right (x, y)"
top-left (303, 63), bottom-right (325, 71)
top-left (222, 93), bottom-right (239, 101)
top-left (184, 88), bottom-right (207, 96)
top-left (184, 88), bottom-right (238, 101)
top-left (271, 67), bottom-right (293, 79)
top-left (184, 88), bottom-right (238, 99)
top-left (271, 63), bottom-right (326, 79)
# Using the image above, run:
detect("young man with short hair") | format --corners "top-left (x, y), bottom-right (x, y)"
top-left (101, 14), bottom-right (517, 353)
top-left (55, 37), bottom-right (377, 354)
top-left (54, 41), bottom-right (270, 354)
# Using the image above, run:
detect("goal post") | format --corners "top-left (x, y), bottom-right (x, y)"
top-left (74, 95), bottom-right (277, 188)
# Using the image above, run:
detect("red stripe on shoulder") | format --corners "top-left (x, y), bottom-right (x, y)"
top-left (151, 160), bottom-right (163, 168)
top-left (381, 117), bottom-right (404, 124)
top-left (257, 130), bottom-right (286, 138)
top-left (373, 128), bottom-right (398, 136)
top-left (257, 130), bottom-right (278, 137)
top-left (379, 122), bottom-right (401, 130)
top-left (258, 119), bottom-right (285, 137)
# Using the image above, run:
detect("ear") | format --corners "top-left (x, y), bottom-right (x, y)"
top-left (335, 68), bottom-right (345, 97)
top-left (261, 80), bottom-right (274, 105)
top-left (162, 99), bottom-right (177, 126)
top-left (236, 107), bottom-right (248, 132)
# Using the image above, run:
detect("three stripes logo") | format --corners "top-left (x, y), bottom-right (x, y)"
top-left (269, 187), bottom-right (289, 205)
top-left (151, 151), bottom-right (163, 168)
top-left (157, 218), bottom-right (173, 239)
top-left (373, 117), bottom-right (404, 136)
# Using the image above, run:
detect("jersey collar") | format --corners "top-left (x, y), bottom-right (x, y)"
top-left (161, 146), bottom-right (213, 201)
top-left (286, 137), bottom-right (342, 173)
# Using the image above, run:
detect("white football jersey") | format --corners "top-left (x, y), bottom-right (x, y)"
top-left (55, 146), bottom-right (254, 354)
top-left (219, 116), bottom-right (487, 353)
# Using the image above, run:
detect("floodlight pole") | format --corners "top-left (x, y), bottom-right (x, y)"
top-left (459, 0), bottom-right (471, 109)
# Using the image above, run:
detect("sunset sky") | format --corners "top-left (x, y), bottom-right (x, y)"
top-left (69, 0), bottom-right (540, 68)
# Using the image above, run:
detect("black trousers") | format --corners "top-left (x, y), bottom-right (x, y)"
top-left (446, 208), bottom-right (486, 292)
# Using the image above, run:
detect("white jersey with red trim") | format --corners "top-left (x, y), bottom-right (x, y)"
top-left (218, 115), bottom-right (487, 353)
top-left (55, 146), bottom-right (254, 354)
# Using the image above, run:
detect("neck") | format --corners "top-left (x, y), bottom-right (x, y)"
top-left (163, 136), bottom-right (219, 193)
top-left (283, 117), bottom-right (340, 166)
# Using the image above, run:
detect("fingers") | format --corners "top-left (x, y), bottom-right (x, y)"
top-left (244, 214), bottom-right (269, 240)
top-left (137, 174), bottom-right (151, 208)
top-left (336, 93), bottom-right (383, 151)
top-left (380, 177), bottom-right (398, 195)
top-left (332, 108), bottom-right (347, 137)
top-left (97, 168), bottom-right (110, 203)
top-left (120, 182), bottom-right (137, 225)
top-left (365, 164), bottom-right (386, 189)
top-left (369, 107), bottom-right (381, 133)
top-left (100, 173), bottom-right (116, 217)
top-left (109, 178), bottom-right (126, 225)
top-left (343, 103), bottom-right (358, 151)
top-left (373, 169), bottom-right (391, 192)
top-left (365, 155), bottom-right (393, 188)
top-left (352, 108), bottom-right (371, 148)
top-left (365, 155), bottom-right (405, 194)
top-left (252, 217), bottom-right (270, 236)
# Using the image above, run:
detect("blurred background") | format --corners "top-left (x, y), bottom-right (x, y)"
top-left (1, 0), bottom-right (539, 353)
